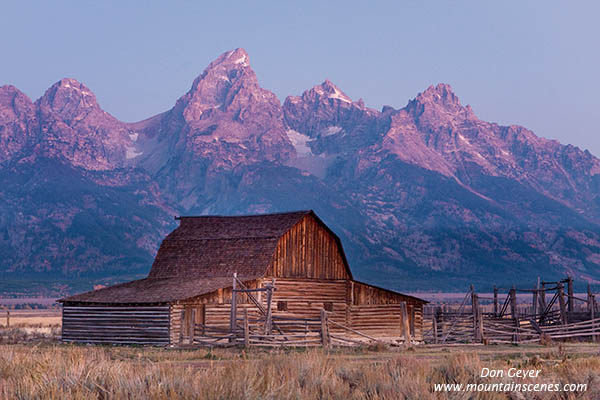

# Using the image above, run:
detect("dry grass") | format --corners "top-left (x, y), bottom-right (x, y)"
top-left (0, 339), bottom-right (599, 399)
top-left (0, 309), bottom-right (61, 328)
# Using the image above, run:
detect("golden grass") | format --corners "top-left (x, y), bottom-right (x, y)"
top-left (0, 341), bottom-right (599, 399)
top-left (0, 316), bottom-right (61, 327)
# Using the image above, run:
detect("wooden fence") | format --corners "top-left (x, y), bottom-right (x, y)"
top-left (177, 274), bottom-right (414, 348)
top-left (423, 277), bottom-right (600, 344)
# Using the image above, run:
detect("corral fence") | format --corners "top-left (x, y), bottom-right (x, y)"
top-left (177, 274), bottom-right (413, 348)
top-left (423, 277), bottom-right (600, 344)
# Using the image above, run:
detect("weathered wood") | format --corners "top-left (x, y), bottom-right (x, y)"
top-left (179, 310), bottom-right (185, 344)
top-left (243, 308), bottom-right (249, 347)
top-left (432, 309), bottom-right (438, 344)
top-left (533, 277), bottom-right (540, 317)
top-left (230, 272), bottom-right (238, 335)
top-left (591, 294), bottom-right (597, 342)
top-left (264, 281), bottom-right (274, 335)
top-left (557, 283), bottom-right (567, 325)
top-left (320, 309), bottom-right (330, 347)
top-left (493, 286), bottom-right (498, 317)
top-left (400, 301), bottom-right (411, 344)
top-left (509, 287), bottom-right (517, 320)
top-left (567, 276), bottom-right (574, 313)
top-left (539, 282), bottom-right (546, 312)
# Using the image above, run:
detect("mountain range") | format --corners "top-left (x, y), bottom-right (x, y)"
top-left (2, 48), bottom-right (600, 295)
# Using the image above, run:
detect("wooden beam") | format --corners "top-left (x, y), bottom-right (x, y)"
top-left (400, 301), bottom-right (411, 345)
top-left (432, 309), bottom-right (439, 344)
top-left (243, 308), bottom-right (249, 347)
top-left (539, 282), bottom-right (546, 312)
top-left (532, 277), bottom-right (540, 317)
top-left (493, 286), bottom-right (498, 317)
top-left (179, 310), bottom-right (185, 344)
top-left (189, 308), bottom-right (195, 345)
top-left (557, 283), bottom-right (568, 325)
top-left (264, 281), bottom-right (274, 335)
top-left (510, 287), bottom-right (517, 320)
top-left (567, 276), bottom-right (574, 314)
top-left (471, 288), bottom-right (479, 342)
top-left (230, 273), bottom-right (238, 335)
top-left (320, 309), bottom-right (330, 348)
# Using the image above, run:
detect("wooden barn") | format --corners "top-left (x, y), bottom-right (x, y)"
top-left (59, 211), bottom-right (426, 346)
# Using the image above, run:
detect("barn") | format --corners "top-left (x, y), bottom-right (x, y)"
top-left (59, 210), bottom-right (426, 346)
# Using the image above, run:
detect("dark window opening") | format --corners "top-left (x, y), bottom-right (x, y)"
top-left (277, 301), bottom-right (288, 311)
top-left (324, 302), bottom-right (334, 312)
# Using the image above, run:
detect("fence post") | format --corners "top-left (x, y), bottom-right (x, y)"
top-left (179, 309), bottom-right (185, 344)
top-left (493, 286), bottom-right (498, 317)
top-left (432, 307), bottom-right (439, 344)
top-left (510, 287), bottom-right (517, 320)
top-left (557, 283), bottom-right (568, 325)
top-left (230, 272), bottom-right (238, 337)
top-left (190, 308), bottom-right (195, 345)
top-left (591, 295), bottom-right (598, 343)
top-left (567, 276), bottom-right (574, 314)
top-left (533, 277), bottom-right (540, 318)
top-left (539, 283), bottom-right (546, 316)
top-left (587, 283), bottom-right (593, 315)
top-left (264, 282), bottom-right (273, 335)
top-left (472, 292), bottom-right (480, 342)
top-left (320, 309), bottom-right (330, 348)
top-left (400, 301), bottom-right (411, 345)
top-left (244, 308), bottom-right (249, 347)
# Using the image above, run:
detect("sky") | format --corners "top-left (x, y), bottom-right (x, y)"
top-left (2, 1), bottom-right (599, 154)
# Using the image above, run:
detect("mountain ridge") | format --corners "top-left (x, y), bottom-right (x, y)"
top-left (2, 48), bottom-right (600, 295)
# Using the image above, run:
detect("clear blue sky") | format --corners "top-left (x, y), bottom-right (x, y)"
top-left (2, 1), bottom-right (599, 155)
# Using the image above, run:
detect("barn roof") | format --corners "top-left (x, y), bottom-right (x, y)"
top-left (60, 210), bottom-right (424, 305)
top-left (60, 210), bottom-right (313, 304)
top-left (58, 276), bottom-right (257, 304)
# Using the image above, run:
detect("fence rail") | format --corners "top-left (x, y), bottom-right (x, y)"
top-left (423, 276), bottom-right (600, 344)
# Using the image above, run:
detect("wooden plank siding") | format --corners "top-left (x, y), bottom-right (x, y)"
top-left (62, 305), bottom-right (170, 345)
top-left (169, 277), bottom-right (424, 344)
top-left (266, 215), bottom-right (350, 280)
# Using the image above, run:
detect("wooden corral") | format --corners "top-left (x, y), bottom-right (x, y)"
top-left (423, 277), bottom-right (600, 344)
top-left (59, 211), bottom-right (426, 347)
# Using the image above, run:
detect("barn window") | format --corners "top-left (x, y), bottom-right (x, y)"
top-left (324, 302), bottom-right (334, 312)
top-left (277, 301), bottom-right (288, 311)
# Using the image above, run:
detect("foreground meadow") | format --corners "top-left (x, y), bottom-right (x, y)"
top-left (0, 327), bottom-right (599, 400)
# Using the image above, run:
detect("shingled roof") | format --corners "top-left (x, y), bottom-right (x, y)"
top-left (60, 211), bottom-right (313, 304)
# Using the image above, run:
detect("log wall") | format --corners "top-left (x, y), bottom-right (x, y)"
top-left (170, 277), bottom-right (424, 344)
top-left (62, 304), bottom-right (170, 345)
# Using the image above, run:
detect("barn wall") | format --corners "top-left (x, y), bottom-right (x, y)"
top-left (62, 304), bottom-right (170, 345)
top-left (350, 281), bottom-right (423, 340)
top-left (170, 277), bottom-right (424, 343)
top-left (169, 279), bottom-right (262, 344)
top-left (266, 215), bottom-right (350, 280)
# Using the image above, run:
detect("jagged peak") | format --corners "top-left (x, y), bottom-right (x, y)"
top-left (207, 48), bottom-right (250, 69)
top-left (309, 79), bottom-right (353, 104)
top-left (416, 83), bottom-right (461, 106)
top-left (184, 48), bottom-right (258, 106)
top-left (37, 78), bottom-right (98, 109)
top-left (406, 83), bottom-right (475, 120)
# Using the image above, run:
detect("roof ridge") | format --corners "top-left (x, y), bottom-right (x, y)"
top-left (176, 210), bottom-right (312, 219)
top-left (164, 236), bottom-right (280, 241)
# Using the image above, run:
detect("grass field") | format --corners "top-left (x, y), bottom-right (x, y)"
top-left (1, 311), bottom-right (599, 399)
top-left (0, 309), bottom-right (61, 328)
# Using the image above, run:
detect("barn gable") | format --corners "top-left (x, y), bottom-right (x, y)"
top-left (266, 213), bottom-right (352, 280)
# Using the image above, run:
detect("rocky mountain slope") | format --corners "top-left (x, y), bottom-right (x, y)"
top-left (2, 48), bottom-right (600, 294)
